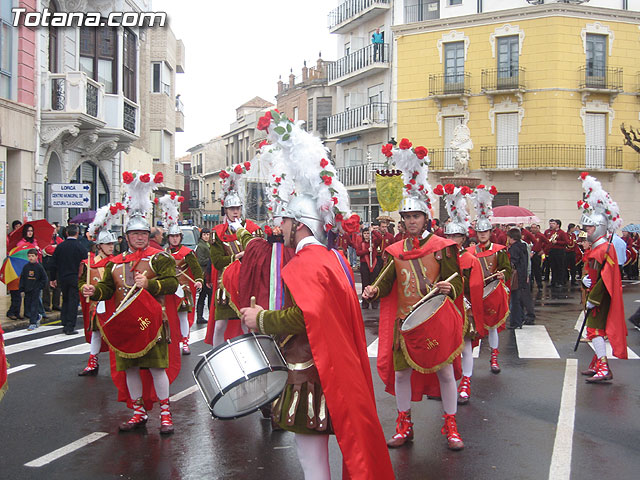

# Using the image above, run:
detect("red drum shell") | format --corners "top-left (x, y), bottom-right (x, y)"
top-left (482, 280), bottom-right (510, 329)
top-left (399, 295), bottom-right (463, 374)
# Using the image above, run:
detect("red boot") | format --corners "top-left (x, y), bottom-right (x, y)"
top-left (78, 354), bottom-right (99, 376)
top-left (386, 410), bottom-right (413, 448)
top-left (119, 398), bottom-right (148, 431)
top-left (581, 354), bottom-right (598, 376)
top-left (490, 348), bottom-right (501, 374)
top-left (457, 376), bottom-right (471, 405)
top-left (159, 398), bottom-right (174, 434)
top-left (441, 414), bottom-right (464, 451)
top-left (181, 336), bottom-right (191, 356)
top-left (586, 357), bottom-right (613, 383)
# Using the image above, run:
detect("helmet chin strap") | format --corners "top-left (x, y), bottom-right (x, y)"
top-left (289, 219), bottom-right (300, 248)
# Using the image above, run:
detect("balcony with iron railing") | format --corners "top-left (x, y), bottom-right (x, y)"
top-left (479, 144), bottom-right (623, 170)
top-left (41, 71), bottom-right (105, 125)
top-left (328, 43), bottom-right (390, 86)
top-left (429, 73), bottom-right (471, 97)
top-left (481, 67), bottom-right (526, 92)
top-left (336, 162), bottom-right (386, 187)
top-left (404, 0), bottom-right (440, 23)
top-left (101, 94), bottom-right (139, 138)
top-left (327, 102), bottom-right (389, 138)
top-left (578, 65), bottom-right (623, 92)
top-left (328, 0), bottom-right (390, 34)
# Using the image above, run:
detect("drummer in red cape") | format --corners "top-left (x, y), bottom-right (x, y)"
top-left (241, 111), bottom-right (394, 480)
top-left (434, 183), bottom-right (486, 405)
top-left (363, 139), bottom-right (466, 451)
top-left (576, 172), bottom-right (628, 382)
top-left (158, 192), bottom-right (203, 355)
top-left (468, 185), bottom-right (512, 374)
top-left (205, 162), bottom-right (261, 347)
top-left (82, 171), bottom-right (182, 435)
top-left (77, 202), bottom-right (125, 376)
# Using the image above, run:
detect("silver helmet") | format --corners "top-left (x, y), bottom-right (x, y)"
top-left (167, 224), bottom-right (182, 236)
top-left (444, 222), bottom-right (468, 236)
top-left (96, 230), bottom-right (117, 244)
top-left (282, 194), bottom-right (326, 244)
top-left (125, 212), bottom-right (150, 233)
top-left (581, 211), bottom-right (608, 243)
top-left (399, 197), bottom-right (429, 216)
top-left (475, 218), bottom-right (493, 232)
top-left (224, 192), bottom-right (243, 208)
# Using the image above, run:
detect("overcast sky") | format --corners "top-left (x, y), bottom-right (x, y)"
top-left (152, 0), bottom-right (337, 156)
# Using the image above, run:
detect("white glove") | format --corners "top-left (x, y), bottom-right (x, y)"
top-left (586, 301), bottom-right (596, 310)
top-left (582, 275), bottom-right (592, 288)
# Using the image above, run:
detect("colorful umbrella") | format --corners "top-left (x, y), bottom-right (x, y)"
top-left (489, 205), bottom-right (540, 225)
top-left (7, 219), bottom-right (55, 251)
top-left (0, 245), bottom-right (33, 290)
top-left (69, 210), bottom-right (96, 225)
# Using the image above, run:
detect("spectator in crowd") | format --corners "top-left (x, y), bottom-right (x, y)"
top-left (545, 219), bottom-right (569, 288)
top-left (117, 235), bottom-right (128, 254)
top-left (49, 224), bottom-right (88, 334)
top-left (372, 27), bottom-right (384, 61)
top-left (78, 227), bottom-right (94, 251)
top-left (195, 228), bottom-right (212, 324)
top-left (395, 220), bottom-right (407, 242)
top-left (42, 231), bottom-right (63, 311)
top-left (6, 220), bottom-right (25, 320)
top-left (149, 227), bottom-right (164, 249)
top-left (507, 228), bottom-right (535, 328)
top-left (7, 220), bottom-right (22, 249)
top-left (20, 249), bottom-right (47, 331)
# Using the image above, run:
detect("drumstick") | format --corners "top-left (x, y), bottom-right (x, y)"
top-left (116, 271), bottom-right (147, 313)
top-left (250, 296), bottom-right (256, 308)
top-left (178, 270), bottom-right (197, 285)
top-left (483, 269), bottom-right (506, 284)
top-left (85, 257), bottom-right (91, 304)
top-left (411, 272), bottom-right (459, 311)
top-left (370, 260), bottom-right (394, 290)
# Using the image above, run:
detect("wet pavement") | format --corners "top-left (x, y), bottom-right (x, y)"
top-left (1, 280), bottom-right (639, 479)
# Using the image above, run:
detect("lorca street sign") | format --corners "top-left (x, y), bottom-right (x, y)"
top-left (49, 183), bottom-right (91, 207)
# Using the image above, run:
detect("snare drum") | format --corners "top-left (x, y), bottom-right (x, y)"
top-left (399, 295), bottom-right (463, 374)
top-left (193, 333), bottom-right (288, 419)
top-left (482, 279), bottom-right (509, 329)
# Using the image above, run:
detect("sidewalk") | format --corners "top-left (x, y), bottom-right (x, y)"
top-left (0, 294), bottom-right (62, 333)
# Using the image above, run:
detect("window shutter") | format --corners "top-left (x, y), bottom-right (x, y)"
top-left (585, 113), bottom-right (606, 168)
top-left (496, 113), bottom-right (518, 168)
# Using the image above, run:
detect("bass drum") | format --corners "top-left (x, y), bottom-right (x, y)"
top-left (399, 295), bottom-right (463, 374)
top-left (193, 333), bottom-right (288, 419)
top-left (482, 279), bottom-right (510, 329)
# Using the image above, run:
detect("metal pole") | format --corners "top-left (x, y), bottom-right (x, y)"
top-left (367, 150), bottom-right (373, 267)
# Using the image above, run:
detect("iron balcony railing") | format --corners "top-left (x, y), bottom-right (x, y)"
top-left (479, 145), bottom-right (623, 170)
top-left (481, 67), bottom-right (526, 91)
top-left (46, 72), bottom-right (103, 118)
top-left (423, 148), bottom-right (455, 171)
top-left (328, 43), bottom-right (389, 83)
top-left (429, 72), bottom-right (471, 96)
top-left (578, 65), bottom-right (623, 91)
top-left (327, 102), bottom-right (389, 137)
top-left (328, 0), bottom-right (390, 30)
top-left (404, 0), bottom-right (440, 23)
top-left (123, 100), bottom-right (137, 134)
top-left (337, 162), bottom-right (386, 187)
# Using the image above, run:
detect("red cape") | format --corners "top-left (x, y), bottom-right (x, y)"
top-left (169, 245), bottom-right (198, 328)
top-left (104, 247), bottom-right (182, 409)
top-left (80, 253), bottom-right (113, 351)
top-left (0, 324), bottom-right (7, 402)
top-left (284, 245), bottom-right (394, 480)
top-left (205, 220), bottom-right (261, 345)
top-left (378, 236), bottom-right (462, 400)
top-left (589, 242), bottom-right (628, 359)
top-left (460, 249), bottom-right (487, 340)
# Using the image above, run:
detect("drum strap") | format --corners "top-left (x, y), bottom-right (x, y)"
top-left (408, 258), bottom-right (432, 295)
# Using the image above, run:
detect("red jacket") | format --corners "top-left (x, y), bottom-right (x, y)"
top-left (531, 232), bottom-right (549, 254)
top-left (545, 228), bottom-right (568, 251)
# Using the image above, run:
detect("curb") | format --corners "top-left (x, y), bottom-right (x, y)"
top-left (1, 311), bottom-right (62, 333)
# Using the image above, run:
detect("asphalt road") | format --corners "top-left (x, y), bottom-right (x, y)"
top-left (1, 281), bottom-right (639, 480)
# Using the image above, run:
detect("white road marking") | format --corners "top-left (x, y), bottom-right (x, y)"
top-left (473, 340), bottom-right (481, 358)
top-left (7, 364), bottom-right (36, 374)
top-left (3, 326), bottom-right (60, 340)
top-left (170, 385), bottom-right (199, 402)
top-left (574, 311), bottom-right (639, 359)
top-left (47, 343), bottom-right (91, 355)
top-left (515, 326), bottom-right (560, 359)
top-left (5, 332), bottom-right (83, 355)
top-left (367, 337), bottom-right (379, 358)
top-left (188, 327), bottom-right (208, 344)
top-left (24, 432), bottom-right (109, 467)
top-left (548, 359), bottom-right (577, 480)
top-left (634, 299), bottom-right (640, 303)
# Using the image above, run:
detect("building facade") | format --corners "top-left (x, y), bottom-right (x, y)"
top-left (393, 0), bottom-right (640, 223)
top-left (186, 136), bottom-right (225, 228)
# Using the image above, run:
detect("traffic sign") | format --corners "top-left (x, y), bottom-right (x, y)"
top-left (49, 183), bottom-right (91, 208)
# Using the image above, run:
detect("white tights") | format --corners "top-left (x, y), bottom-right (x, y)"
top-left (461, 339), bottom-right (474, 378)
top-left (394, 364), bottom-right (457, 415)
top-left (294, 433), bottom-right (331, 480)
top-left (592, 336), bottom-right (607, 358)
top-left (488, 328), bottom-right (499, 350)
top-left (125, 367), bottom-right (170, 402)
top-left (178, 311), bottom-right (190, 338)
top-left (89, 331), bottom-right (102, 356)
top-left (212, 319), bottom-right (248, 347)
top-left (394, 369), bottom-right (412, 412)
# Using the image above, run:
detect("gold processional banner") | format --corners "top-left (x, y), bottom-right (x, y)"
top-left (375, 173), bottom-right (404, 213)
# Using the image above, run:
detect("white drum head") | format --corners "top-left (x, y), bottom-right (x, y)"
top-left (401, 295), bottom-right (446, 331)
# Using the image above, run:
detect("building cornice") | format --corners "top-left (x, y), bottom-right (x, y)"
top-left (392, 4), bottom-right (640, 37)
top-left (0, 98), bottom-right (37, 117)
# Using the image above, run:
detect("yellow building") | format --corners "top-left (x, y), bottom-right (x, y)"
top-left (393, 2), bottom-right (640, 225)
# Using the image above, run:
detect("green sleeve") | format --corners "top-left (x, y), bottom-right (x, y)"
top-left (497, 250), bottom-right (512, 282)
top-left (235, 227), bottom-right (257, 250)
top-left (147, 252), bottom-right (178, 296)
top-left (373, 258), bottom-right (397, 299)
top-left (92, 263), bottom-right (116, 301)
top-left (210, 237), bottom-right (233, 272)
top-left (185, 251), bottom-right (204, 283)
top-left (259, 294), bottom-right (306, 335)
top-left (587, 276), bottom-right (608, 307)
top-left (78, 263), bottom-right (88, 291)
top-left (439, 245), bottom-right (462, 300)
